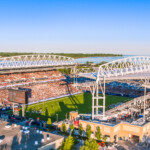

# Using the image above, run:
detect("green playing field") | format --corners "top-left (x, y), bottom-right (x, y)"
top-left (25, 93), bottom-right (130, 122)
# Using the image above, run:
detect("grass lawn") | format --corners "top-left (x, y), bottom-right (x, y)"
top-left (25, 93), bottom-right (131, 122)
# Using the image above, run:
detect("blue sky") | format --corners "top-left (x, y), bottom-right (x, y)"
top-left (0, 0), bottom-right (150, 55)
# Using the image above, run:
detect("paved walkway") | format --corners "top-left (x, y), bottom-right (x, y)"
top-left (114, 141), bottom-right (148, 150)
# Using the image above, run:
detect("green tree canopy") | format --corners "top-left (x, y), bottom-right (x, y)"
top-left (58, 68), bottom-right (71, 75)
top-left (0, 52), bottom-right (122, 58)
top-left (60, 136), bottom-right (75, 150)
top-left (62, 123), bottom-right (66, 133)
top-left (47, 118), bottom-right (52, 128)
top-left (86, 125), bottom-right (92, 139)
top-left (80, 139), bottom-right (99, 150)
top-left (96, 126), bottom-right (101, 141)
top-left (79, 124), bottom-right (83, 136)
top-left (70, 124), bottom-right (75, 135)
top-left (103, 135), bottom-right (107, 142)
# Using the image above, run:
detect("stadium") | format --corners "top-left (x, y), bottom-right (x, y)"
top-left (1, 55), bottom-right (150, 144)
top-left (0, 55), bottom-right (80, 114)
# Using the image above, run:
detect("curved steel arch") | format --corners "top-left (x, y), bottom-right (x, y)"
top-left (90, 56), bottom-right (150, 120)
top-left (0, 54), bottom-right (75, 69)
top-left (97, 56), bottom-right (150, 79)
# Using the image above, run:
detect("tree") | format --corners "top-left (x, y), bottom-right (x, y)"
top-left (103, 135), bottom-right (107, 142)
top-left (47, 118), bottom-right (52, 128)
top-left (62, 123), bottom-right (66, 133)
top-left (99, 61), bottom-right (107, 65)
top-left (58, 68), bottom-right (71, 75)
top-left (60, 136), bottom-right (75, 150)
top-left (86, 125), bottom-right (92, 139)
top-left (96, 126), bottom-right (101, 141)
top-left (70, 124), bottom-right (75, 135)
top-left (80, 139), bottom-right (99, 150)
top-left (45, 107), bottom-right (49, 117)
top-left (79, 124), bottom-right (83, 136)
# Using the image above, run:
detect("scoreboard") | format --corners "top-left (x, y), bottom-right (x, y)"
top-left (8, 89), bottom-right (28, 104)
top-left (18, 88), bottom-right (32, 98)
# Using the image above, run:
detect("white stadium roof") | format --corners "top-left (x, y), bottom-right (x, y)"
top-left (0, 55), bottom-right (75, 70)
top-left (78, 56), bottom-right (150, 80)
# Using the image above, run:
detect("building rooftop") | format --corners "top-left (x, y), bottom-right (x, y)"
top-left (0, 121), bottom-right (63, 150)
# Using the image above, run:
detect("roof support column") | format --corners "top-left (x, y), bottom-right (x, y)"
top-left (143, 77), bottom-right (148, 122)
top-left (96, 81), bottom-right (99, 115)
top-left (103, 77), bottom-right (106, 117)
top-left (92, 84), bottom-right (95, 120)
top-left (92, 77), bottom-right (106, 120)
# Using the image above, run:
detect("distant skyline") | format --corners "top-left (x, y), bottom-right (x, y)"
top-left (0, 0), bottom-right (150, 55)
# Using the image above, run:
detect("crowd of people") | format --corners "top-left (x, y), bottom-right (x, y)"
top-left (0, 70), bottom-right (80, 104)
top-left (24, 80), bottom-right (79, 102)
top-left (0, 70), bottom-right (64, 86)
top-left (105, 81), bottom-right (149, 98)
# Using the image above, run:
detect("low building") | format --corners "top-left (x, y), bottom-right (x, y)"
top-left (79, 119), bottom-right (150, 143)
top-left (69, 111), bottom-right (150, 143)
top-left (0, 121), bottom-right (64, 150)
